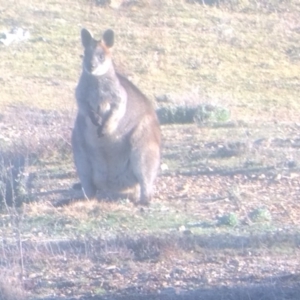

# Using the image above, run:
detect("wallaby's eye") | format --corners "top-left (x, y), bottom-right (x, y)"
top-left (98, 53), bottom-right (105, 61)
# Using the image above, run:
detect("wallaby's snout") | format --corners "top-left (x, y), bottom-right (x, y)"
top-left (88, 50), bottom-right (104, 72)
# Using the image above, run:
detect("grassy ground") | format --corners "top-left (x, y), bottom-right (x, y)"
top-left (1, 0), bottom-right (300, 299)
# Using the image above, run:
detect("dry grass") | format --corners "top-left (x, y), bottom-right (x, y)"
top-left (1, 0), bottom-right (300, 119)
top-left (0, 274), bottom-right (25, 300)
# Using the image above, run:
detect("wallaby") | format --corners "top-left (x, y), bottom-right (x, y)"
top-left (72, 28), bottom-right (161, 205)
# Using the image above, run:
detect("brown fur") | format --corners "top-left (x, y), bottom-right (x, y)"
top-left (71, 28), bottom-right (161, 205)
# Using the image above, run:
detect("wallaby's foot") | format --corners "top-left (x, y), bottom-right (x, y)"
top-left (138, 193), bottom-right (151, 206)
top-left (137, 199), bottom-right (150, 206)
top-left (71, 182), bottom-right (97, 201)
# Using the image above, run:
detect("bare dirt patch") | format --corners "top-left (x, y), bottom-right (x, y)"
top-left (1, 107), bottom-right (300, 299)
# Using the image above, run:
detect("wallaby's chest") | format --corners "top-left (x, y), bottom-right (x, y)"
top-left (83, 116), bottom-right (125, 147)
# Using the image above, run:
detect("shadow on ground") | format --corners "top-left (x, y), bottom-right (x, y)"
top-left (3, 231), bottom-right (300, 262)
top-left (42, 274), bottom-right (300, 300)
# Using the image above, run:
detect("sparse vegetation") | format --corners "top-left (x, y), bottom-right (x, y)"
top-left (0, 278), bottom-right (24, 300)
top-left (156, 103), bottom-right (230, 125)
top-left (217, 212), bottom-right (239, 227)
top-left (249, 207), bottom-right (272, 223)
top-left (0, 0), bottom-right (300, 299)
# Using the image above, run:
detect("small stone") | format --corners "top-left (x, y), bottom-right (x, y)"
top-left (274, 174), bottom-right (281, 181)
top-left (178, 225), bottom-right (186, 232)
top-left (161, 163), bottom-right (169, 171)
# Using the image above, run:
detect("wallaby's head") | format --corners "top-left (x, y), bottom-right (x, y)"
top-left (81, 28), bottom-right (114, 76)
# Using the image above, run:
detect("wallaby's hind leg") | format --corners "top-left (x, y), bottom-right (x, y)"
top-left (73, 152), bottom-right (97, 199)
top-left (131, 146), bottom-right (160, 205)
top-left (72, 117), bottom-right (97, 199)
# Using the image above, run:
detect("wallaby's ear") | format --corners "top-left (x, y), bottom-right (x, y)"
top-left (81, 28), bottom-right (92, 48)
top-left (102, 29), bottom-right (114, 48)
